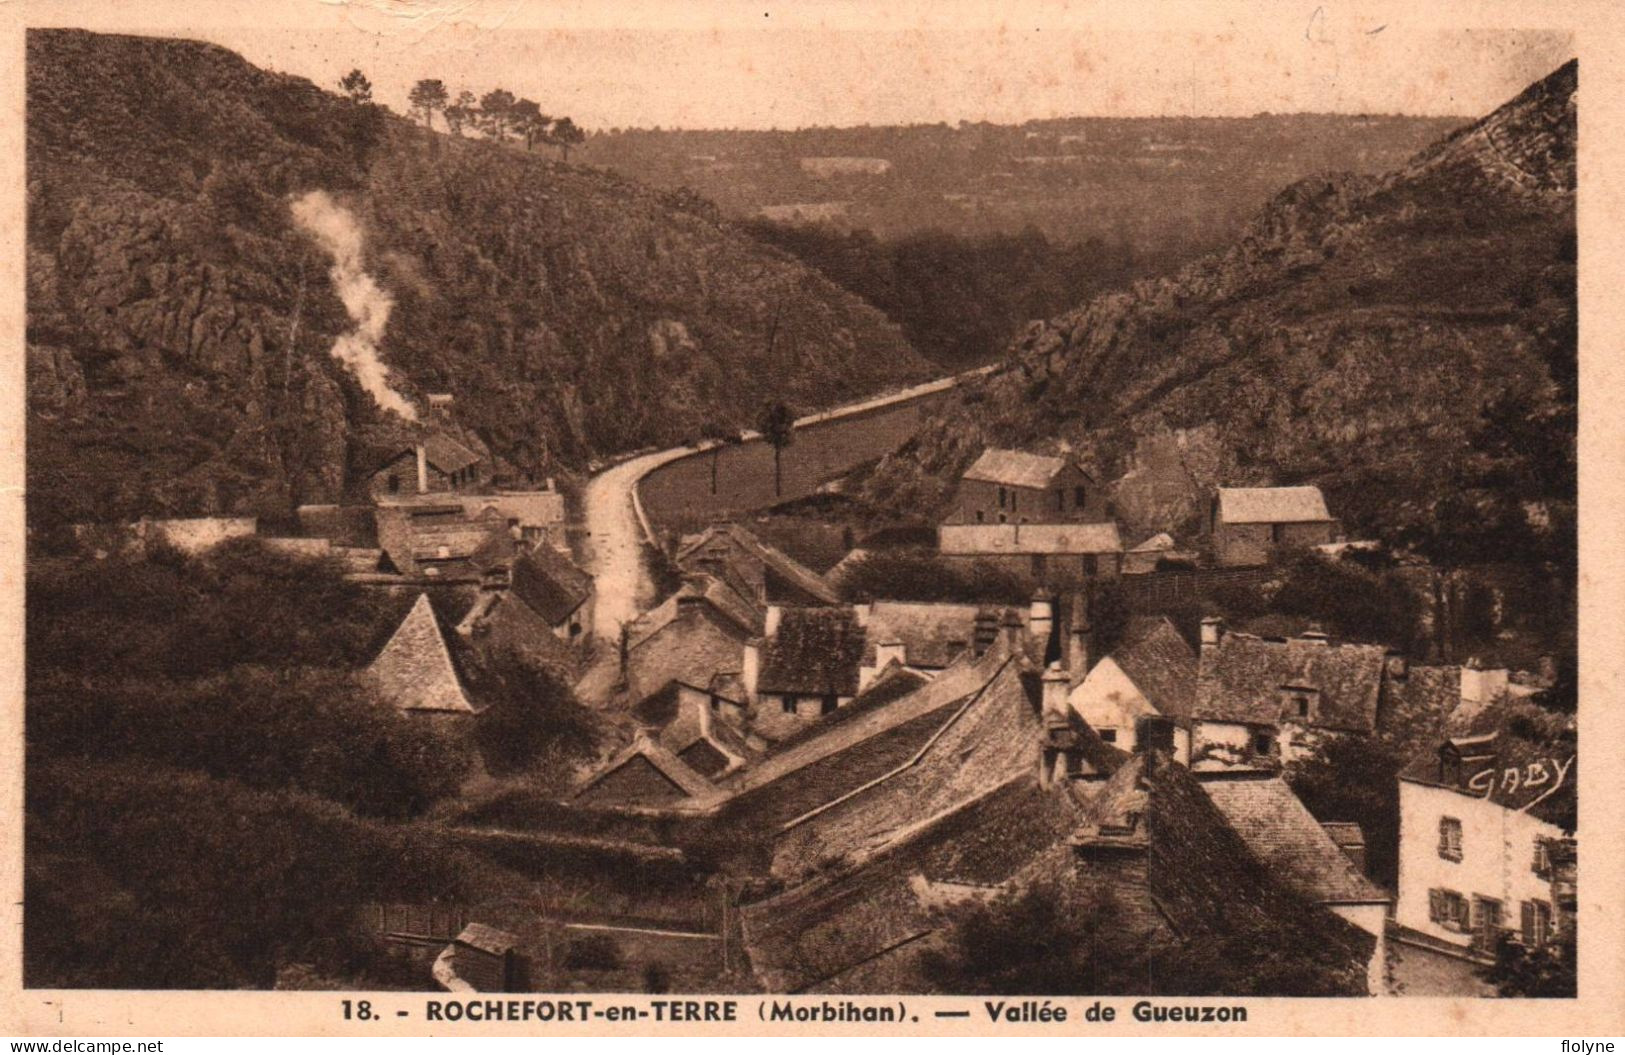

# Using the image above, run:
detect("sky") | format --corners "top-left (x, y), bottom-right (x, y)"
top-left (34, 0), bottom-right (1577, 130)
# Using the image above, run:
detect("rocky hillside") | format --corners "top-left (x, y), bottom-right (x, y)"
top-left (864, 61), bottom-right (1576, 565)
top-left (26, 30), bottom-right (926, 525)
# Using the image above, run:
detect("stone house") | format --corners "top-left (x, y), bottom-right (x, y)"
top-left (1209, 486), bottom-right (1339, 567)
top-left (674, 522), bottom-right (842, 614)
top-left (507, 544), bottom-right (594, 643)
top-left (937, 522), bottom-right (1124, 584)
top-left (852, 599), bottom-right (1038, 690)
top-left (572, 732), bottom-right (725, 810)
top-left (745, 606), bottom-right (867, 738)
top-left (369, 434), bottom-right (487, 502)
top-left (944, 448), bottom-right (1108, 526)
top-left (1067, 615), bottom-right (1197, 754)
top-left (1393, 703), bottom-right (1576, 979)
top-left (622, 579), bottom-right (761, 706)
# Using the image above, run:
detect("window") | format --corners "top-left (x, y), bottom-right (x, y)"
top-left (781, 696), bottom-right (797, 714)
top-left (1472, 896), bottom-right (1505, 947)
top-left (1252, 733), bottom-right (1274, 756)
top-left (1279, 688), bottom-right (1317, 720)
top-left (975, 510), bottom-right (984, 523)
top-left (1429, 888), bottom-right (1469, 931)
top-left (1438, 817), bottom-right (1464, 862)
top-left (387, 474), bottom-right (400, 494)
top-left (1532, 838), bottom-right (1553, 877)
top-left (1055, 490), bottom-right (1065, 512)
top-left (1271, 523), bottom-right (1286, 545)
top-left (1521, 899), bottom-right (1553, 947)
top-left (1074, 485), bottom-right (1087, 508)
top-left (1098, 728), bottom-right (1118, 743)
top-left (820, 694), bottom-right (839, 716)
top-left (998, 486), bottom-right (1007, 509)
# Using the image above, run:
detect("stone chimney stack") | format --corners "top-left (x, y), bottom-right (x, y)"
top-left (1067, 589), bottom-right (1093, 684)
top-left (972, 608), bottom-right (1001, 656)
top-left (1000, 607), bottom-right (1027, 650)
top-left (415, 444), bottom-right (429, 494)
top-left (1029, 588), bottom-right (1054, 643)
top-left (1041, 661), bottom-right (1071, 720)
top-left (1200, 615), bottom-right (1224, 655)
top-left (764, 604), bottom-right (783, 639)
top-left (742, 637), bottom-right (762, 703)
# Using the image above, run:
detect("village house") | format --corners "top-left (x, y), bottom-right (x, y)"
top-left (369, 435), bottom-right (489, 502)
top-left (937, 521), bottom-right (1124, 584)
top-left (674, 522), bottom-right (842, 614)
top-left (572, 731), bottom-right (726, 810)
top-left (506, 543), bottom-right (594, 642)
top-left (1391, 702), bottom-right (1576, 987)
top-left (1209, 485), bottom-right (1340, 566)
top-left (372, 502), bottom-right (513, 582)
top-left (368, 593), bottom-right (482, 717)
top-left (631, 678), bottom-right (757, 779)
top-left (1199, 773), bottom-right (1392, 993)
top-left (944, 448), bottom-right (1108, 527)
top-left (853, 598), bottom-right (1044, 690)
top-left (1067, 614), bottom-right (1197, 753)
top-left (621, 578), bottom-right (761, 706)
top-left (745, 606), bottom-right (868, 738)
top-left (1183, 617), bottom-right (1480, 771)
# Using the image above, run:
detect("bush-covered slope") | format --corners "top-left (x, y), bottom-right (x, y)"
top-left (863, 61), bottom-right (1576, 566)
top-left (26, 30), bottom-right (926, 525)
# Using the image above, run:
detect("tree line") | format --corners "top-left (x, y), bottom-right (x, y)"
top-left (336, 69), bottom-right (586, 159)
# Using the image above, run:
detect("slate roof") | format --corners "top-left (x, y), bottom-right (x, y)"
top-left (861, 602), bottom-right (992, 669)
top-left (938, 522), bottom-right (1123, 555)
top-left (627, 577), bottom-right (762, 652)
top-left (962, 448), bottom-right (1079, 490)
top-left (509, 544), bottom-right (593, 625)
top-left (1194, 631), bottom-right (1386, 732)
top-left (1216, 486), bottom-right (1333, 524)
top-left (1399, 700), bottom-right (1577, 829)
top-left (573, 734), bottom-right (722, 805)
top-left (1200, 776), bottom-right (1389, 905)
top-left (421, 433), bottom-right (484, 474)
top-left (369, 594), bottom-right (481, 713)
top-left (1110, 616), bottom-right (1198, 718)
top-left (675, 523), bottom-right (842, 607)
top-left (1128, 532), bottom-right (1177, 553)
top-left (758, 606), bottom-right (867, 697)
top-left (456, 922), bottom-right (520, 956)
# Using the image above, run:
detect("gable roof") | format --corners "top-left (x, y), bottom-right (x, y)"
top-left (1195, 631), bottom-right (1386, 732)
top-left (757, 606), bottom-right (866, 697)
top-left (573, 734), bottom-right (721, 806)
top-left (1110, 616), bottom-right (1198, 718)
top-left (1216, 486), bottom-right (1333, 525)
top-left (962, 448), bottom-right (1081, 490)
top-left (675, 523), bottom-right (843, 607)
top-left (422, 433), bottom-right (483, 474)
top-left (369, 594), bottom-right (480, 713)
top-left (1200, 776), bottom-right (1389, 905)
top-left (938, 522), bottom-right (1122, 556)
top-left (509, 544), bottom-right (593, 625)
top-left (626, 577), bottom-right (762, 652)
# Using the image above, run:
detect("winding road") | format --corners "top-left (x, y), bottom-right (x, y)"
top-left (580, 366), bottom-right (996, 645)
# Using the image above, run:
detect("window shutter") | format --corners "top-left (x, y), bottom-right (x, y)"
top-left (1429, 889), bottom-right (1443, 923)
top-left (1521, 900), bottom-right (1536, 944)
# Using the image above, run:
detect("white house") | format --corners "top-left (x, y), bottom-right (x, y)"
top-left (1394, 705), bottom-right (1576, 979)
top-left (1067, 615), bottom-right (1196, 754)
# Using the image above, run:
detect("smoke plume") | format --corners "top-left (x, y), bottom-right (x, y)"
top-left (289, 190), bottom-right (418, 421)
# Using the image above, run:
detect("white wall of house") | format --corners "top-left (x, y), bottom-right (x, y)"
top-left (1191, 719), bottom-right (1275, 768)
top-left (1396, 779), bottom-right (1569, 951)
top-left (1330, 902), bottom-right (1390, 995)
top-left (1067, 657), bottom-right (1156, 753)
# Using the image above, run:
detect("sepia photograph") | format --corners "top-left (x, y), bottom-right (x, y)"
top-left (8, 0), bottom-right (1607, 1035)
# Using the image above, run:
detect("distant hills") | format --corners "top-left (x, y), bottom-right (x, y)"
top-left (26, 30), bottom-right (926, 525)
top-left (862, 61), bottom-right (1577, 567)
top-left (579, 113), bottom-right (1465, 249)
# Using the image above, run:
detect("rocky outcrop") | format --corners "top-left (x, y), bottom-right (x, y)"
top-left (865, 62), bottom-right (1576, 562)
top-left (25, 30), bottom-right (926, 526)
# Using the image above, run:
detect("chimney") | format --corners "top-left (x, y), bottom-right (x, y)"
top-left (1385, 650), bottom-right (1409, 681)
top-left (972, 607), bottom-right (1001, 656)
top-left (415, 444), bottom-right (429, 494)
top-left (1067, 589), bottom-right (1093, 683)
top-left (1200, 615), bottom-right (1224, 654)
top-left (852, 603), bottom-right (871, 627)
top-left (1000, 607), bottom-right (1026, 650)
top-left (742, 637), bottom-right (762, 703)
top-left (1028, 588), bottom-right (1054, 642)
top-left (764, 604), bottom-right (783, 638)
top-left (1041, 661), bottom-right (1070, 720)
top-left (1460, 658), bottom-right (1509, 706)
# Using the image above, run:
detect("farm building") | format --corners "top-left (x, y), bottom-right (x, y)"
top-left (1209, 486), bottom-right (1339, 566)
